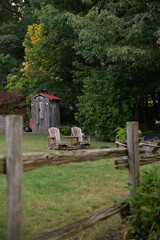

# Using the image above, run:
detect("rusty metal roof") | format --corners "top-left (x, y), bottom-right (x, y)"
top-left (34, 92), bottom-right (62, 100)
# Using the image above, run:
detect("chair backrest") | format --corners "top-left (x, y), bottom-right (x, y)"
top-left (71, 127), bottom-right (84, 142)
top-left (48, 127), bottom-right (61, 143)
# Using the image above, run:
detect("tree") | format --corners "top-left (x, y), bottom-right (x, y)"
top-left (0, 0), bottom-right (33, 90)
top-left (69, 1), bottom-right (160, 139)
top-left (16, 5), bottom-right (84, 123)
top-left (5, 0), bottom-right (160, 137)
top-left (5, 0), bottom-right (97, 124)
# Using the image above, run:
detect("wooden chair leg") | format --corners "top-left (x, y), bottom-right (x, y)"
top-left (50, 138), bottom-right (56, 148)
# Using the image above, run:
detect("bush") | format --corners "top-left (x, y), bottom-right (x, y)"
top-left (115, 127), bottom-right (126, 143)
top-left (58, 125), bottom-right (72, 136)
top-left (127, 166), bottom-right (160, 240)
top-left (115, 127), bottom-right (142, 144)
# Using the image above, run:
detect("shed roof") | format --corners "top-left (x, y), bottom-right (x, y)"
top-left (33, 92), bottom-right (62, 100)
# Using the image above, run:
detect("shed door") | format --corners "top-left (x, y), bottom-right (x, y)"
top-left (34, 101), bottom-right (47, 132)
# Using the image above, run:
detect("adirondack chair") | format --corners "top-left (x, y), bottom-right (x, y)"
top-left (71, 127), bottom-right (91, 148)
top-left (48, 127), bottom-right (68, 150)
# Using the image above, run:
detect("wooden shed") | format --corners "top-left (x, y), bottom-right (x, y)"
top-left (0, 115), bottom-right (5, 132)
top-left (31, 92), bottom-right (62, 133)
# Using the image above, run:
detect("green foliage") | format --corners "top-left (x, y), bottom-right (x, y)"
top-left (7, 73), bottom-right (27, 92)
top-left (2, 0), bottom-right (160, 138)
top-left (58, 125), bottom-right (72, 136)
top-left (69, 1), bottom-right (160, 139)
top-left (128, 167), bottom-right (160, 240)
top-left (0, 23), bottom-right (25, 59)
top-left (115, 127), bottom-right (126, 143)
top-left (0, 54), bottom-right (20, 90)
top-left (0, 0), bottom-right (23, 24)
top-left (0, 1), bottom-right (33, 91)
top-left (18, 6), bottom-right (83, 122)
top-left (74, 67), bottom-right (132, 141)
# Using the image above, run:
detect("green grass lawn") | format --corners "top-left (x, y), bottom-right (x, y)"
top-left (0, 132), bottom-right (115, 154)
top-left (0, 132), bottom-right (158, 240)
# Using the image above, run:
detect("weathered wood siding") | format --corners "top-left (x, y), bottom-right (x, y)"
top-left (49, 101), bottom-right (60, 128)
top-left (0, 115), bottom-right (6, 132)
top-left (31, 96), bottom-right (49, 132)
top-left (31, 95), bottom-right (60, 133)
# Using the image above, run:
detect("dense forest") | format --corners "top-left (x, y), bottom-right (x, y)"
top-left (1, 0), bottom-right (160, 140)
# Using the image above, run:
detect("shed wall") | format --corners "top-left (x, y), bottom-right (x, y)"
top-left (0, 115), bottom-right (6, 132)
top-left (49, 101), bottom-right (60, 128)
top-left (31, 95), bottom-right (60, 133)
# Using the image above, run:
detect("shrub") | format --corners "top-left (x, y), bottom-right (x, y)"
top-left (115, 127), bottom-right (126, 143)
top-left (127, 166), bottom-right (160, 240)
top-left (0, 90), bottom-right (26, 115)
top-left (58, 125), bottom-right (72, 136)
top-left (115, 128), bottom-right (142, 144)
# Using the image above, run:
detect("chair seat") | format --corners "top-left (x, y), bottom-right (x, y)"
top-left (80, 141), bottom-right (90, 148)
top-left (57, 142), bottom-right (68, 146)
top-left (67, 145), bottom-right (79, 150)
top-left (79, 141), bottom-right (90, 144)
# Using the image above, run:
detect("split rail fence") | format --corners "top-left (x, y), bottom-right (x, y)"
top-left (0, 116), bottom-right (160, 240)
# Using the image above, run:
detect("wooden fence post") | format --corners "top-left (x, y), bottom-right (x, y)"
top-left (6, 115), bottom-right (23, 240)
top-left (127, 122), bottom-right (140, 197)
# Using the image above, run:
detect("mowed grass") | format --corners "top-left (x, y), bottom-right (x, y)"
top-left (0, 132), bottom-right (131, 239)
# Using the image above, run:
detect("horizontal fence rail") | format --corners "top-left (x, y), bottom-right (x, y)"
top-left (115, 154), bottom-right (160, 169)
top-left (0, 148), bottom-right (128, 174)
top-left (24, 202), bottom-right (127, 240)
top-left (0, 148), bottom-right (149, 175)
